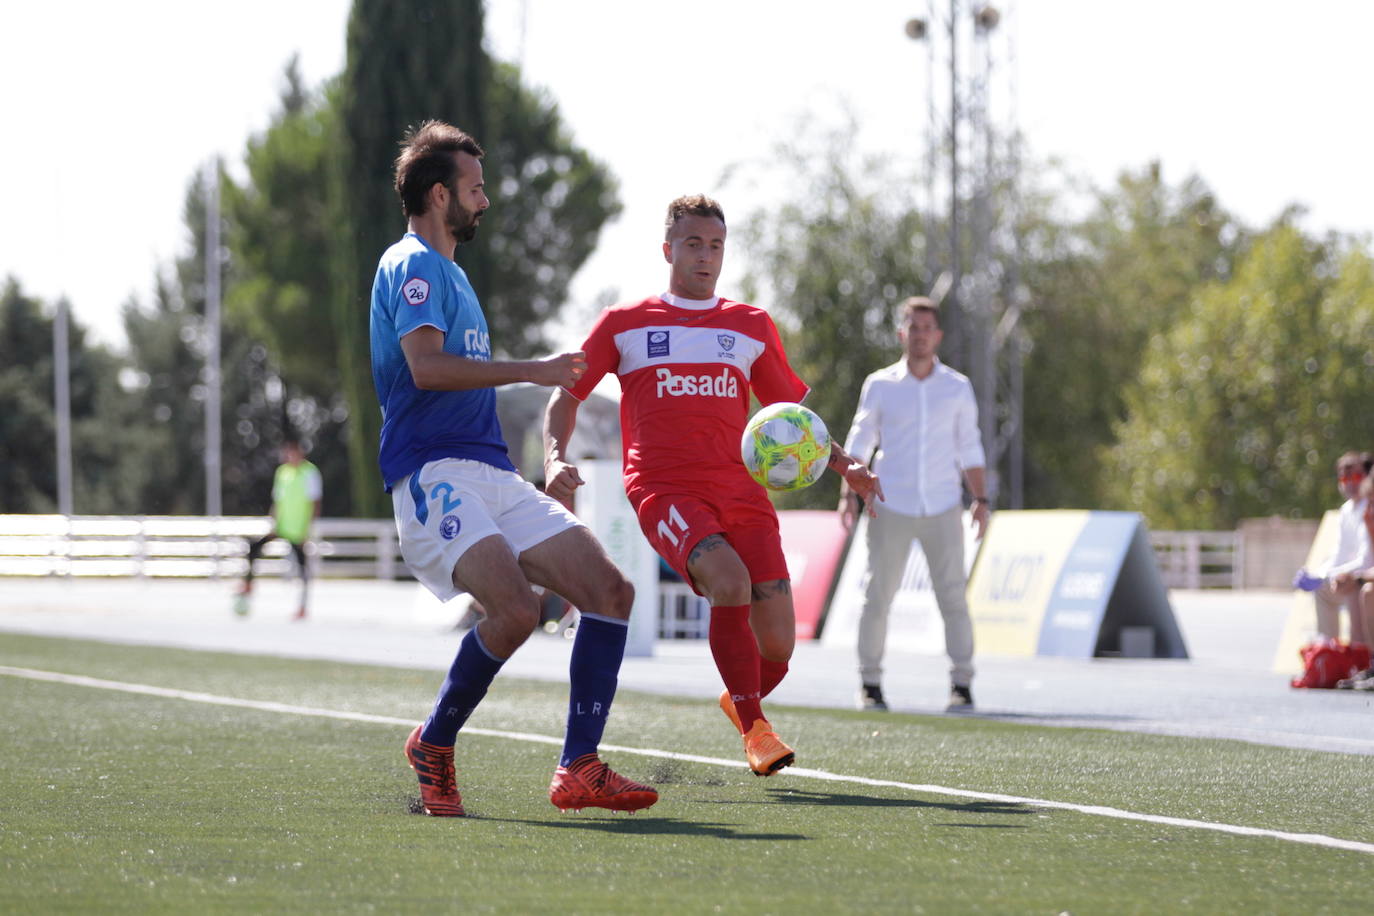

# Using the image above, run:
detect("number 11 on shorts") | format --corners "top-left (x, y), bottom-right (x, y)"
top-left (656, 504), bottom-right (689, 546)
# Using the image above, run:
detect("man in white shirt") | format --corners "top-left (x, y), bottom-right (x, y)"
top-left (1298, 451), bottom-right (1372, 643)
top-left (839, 297), bottom-right (989, 712)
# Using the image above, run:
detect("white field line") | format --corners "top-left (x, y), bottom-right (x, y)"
top-left (4, 664), bottom-right (1372, 857)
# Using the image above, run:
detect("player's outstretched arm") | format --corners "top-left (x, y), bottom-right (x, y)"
top-left (542, 388), bottom-right (586, 508)
top-left (401, 327), bottom-right (587, 391)
top-left (829, 443), bottom-right (883, 518)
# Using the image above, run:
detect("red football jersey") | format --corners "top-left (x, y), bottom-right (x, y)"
top-left (567, 296), bottom-right (810, 499)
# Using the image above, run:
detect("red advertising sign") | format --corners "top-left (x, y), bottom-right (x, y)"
top-left (777, 510), bottom-right (850, 639)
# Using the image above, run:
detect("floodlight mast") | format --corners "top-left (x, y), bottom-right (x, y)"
top-left (54, 298), bottom-right (73, 517)
top-left (905, 2), bottom-right (1024, 508)
top-left (205, 163), bottom-right (223, 521)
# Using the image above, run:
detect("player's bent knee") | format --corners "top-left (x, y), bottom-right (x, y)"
top-left (608, 575), bottom-right (635, 620)
top-left (757, 632), bottom-right (796, 662)
top-left (579, 572), bottom-right (634, 621)
top-left (698, 565), bottom-right (752, 607)
top-left (481, 594), bottom-right (541, 645)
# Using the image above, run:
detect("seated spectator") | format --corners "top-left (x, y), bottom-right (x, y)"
top-left (1337, 476), bottom-right (1374, 689)
top-left (1293, 451), bottom-right (1372, 644)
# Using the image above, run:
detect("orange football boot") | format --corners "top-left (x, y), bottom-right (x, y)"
top-left (404, 725), bottom-right (464, 817)
top-left (718, 689), bottom-right (744, 734)
top-left (742, 719), bottom-right (795, 776)
top-left (549, 754), bottom-right (658, 813)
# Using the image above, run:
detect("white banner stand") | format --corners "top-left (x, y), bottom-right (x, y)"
top-left (577, 460), bottom-right (658, 657)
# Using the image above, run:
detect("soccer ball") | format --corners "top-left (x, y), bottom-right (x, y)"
top-left (740, 402), bottom-right (831, 491)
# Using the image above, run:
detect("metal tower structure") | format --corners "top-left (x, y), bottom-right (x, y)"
top-left (907, 1), bottom-right (1026, 508)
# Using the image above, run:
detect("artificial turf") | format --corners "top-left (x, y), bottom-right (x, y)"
top-left (1, 632), bottom-right (1370, 914)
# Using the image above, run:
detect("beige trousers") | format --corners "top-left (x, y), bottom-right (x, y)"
top-left (858, 502), bottom-right (974, 687)
top-left (1315, 583), bottom-right (1366, 644)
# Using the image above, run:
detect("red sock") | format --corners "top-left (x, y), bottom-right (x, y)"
top-left (760, 657), bottom-right (789, 698)
top-left (709, 605), bottom-right (763, 733)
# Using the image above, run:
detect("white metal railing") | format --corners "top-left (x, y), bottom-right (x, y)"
top-left (1, 515), bottom-right (1246, 593)
top-left (1148, 530), bottom-right (1243, 589)
top-left (0, 514), bottom-right (712, 638)
top-left (0, 515), bottom-right (403, 581)
top-left (658, 581), bottom-right (710, 639)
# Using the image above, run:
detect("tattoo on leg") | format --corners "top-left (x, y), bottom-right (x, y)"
top-left (688, 534), bottom-right (728, 567)
top-left (750, 579), bottom-right (792, 601)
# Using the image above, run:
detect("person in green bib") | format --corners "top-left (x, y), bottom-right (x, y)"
top-left (236, 439), bottom-right (323, 619)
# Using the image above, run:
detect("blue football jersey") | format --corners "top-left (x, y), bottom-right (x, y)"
top-left (370, 232), bottom-right (513, 489)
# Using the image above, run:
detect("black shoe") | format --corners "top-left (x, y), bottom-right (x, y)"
top-left (859, 683), bottom-right (888, 711)
top-left (946, 684), bottom-right (974, 712)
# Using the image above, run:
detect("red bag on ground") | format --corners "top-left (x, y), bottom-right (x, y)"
top-left (1290, 640), bottom-right (1372, 689)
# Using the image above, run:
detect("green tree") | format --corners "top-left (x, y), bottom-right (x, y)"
top-left (739, 150), bottom-right (1252, 513)
top-left (737, 138), bottom-right (930, 510)
top-left (226, 58), bottom-right (340, 395)
top-left (332, 0), bottom-right (489, 517)
top-left (331, 1), bottom-right (620, 515)
top-left (1017, 162), bottom-right (1244, 510)
top-left (224, 62), bottom-right (353, 516)
top-left (121, 171), bottom-right (296, 516)
top-left (479, 60), bottom-right (622, 355)
top-left (1104, 223), bottom-right (1374, 528)
top-left (0, 279), bottom-right (144, 513)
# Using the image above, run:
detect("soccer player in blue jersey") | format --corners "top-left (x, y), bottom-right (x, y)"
top-left (371, 120), bottom-right (656, 816)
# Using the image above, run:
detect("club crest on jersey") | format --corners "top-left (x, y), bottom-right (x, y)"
top-left (402, 277), bottom-right (430, 306)
top-left (647, 330), bottom-right (670, 358)
top-left (717, 334), bottom-right (735, 351)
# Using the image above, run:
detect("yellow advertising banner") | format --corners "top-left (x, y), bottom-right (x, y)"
top-left (966, 510), bottom-right (1092, 655)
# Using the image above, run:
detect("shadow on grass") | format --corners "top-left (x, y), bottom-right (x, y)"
top-left (476, 814), bottom-right (807, 841)
top-left (754, 787), bottom-right (1034, 819)
top-left (973, 711), bottom-right (1146, 723)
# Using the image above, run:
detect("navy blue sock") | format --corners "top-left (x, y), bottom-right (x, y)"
top-left (560, 613), bottom-right (628, 766)
top-left (420, 627), bottom-right (506, 746)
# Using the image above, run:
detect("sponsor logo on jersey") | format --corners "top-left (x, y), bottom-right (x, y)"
top-left (463, 328), bottom-right (491, 359)
top-left (647, 330), bottom-right (670, 358)
top-left (402, 277), bottom-right (430, 305)
top-left (655, 366), bottom-right (739, 399)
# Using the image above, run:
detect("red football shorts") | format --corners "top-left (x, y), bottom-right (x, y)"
top-left (632, 487), bottom-right (788, 595)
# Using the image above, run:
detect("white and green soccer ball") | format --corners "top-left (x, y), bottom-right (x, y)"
top-left (740, 402), bottom-right (831, 492)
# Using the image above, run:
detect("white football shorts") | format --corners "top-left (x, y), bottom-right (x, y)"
top-left (391, 457), bottom-right (582, 602)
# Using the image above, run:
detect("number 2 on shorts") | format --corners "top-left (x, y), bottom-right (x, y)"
top-left (429, 482), bottom-right (461, 514)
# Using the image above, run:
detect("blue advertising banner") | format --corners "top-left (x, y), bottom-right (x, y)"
top-left (1036, 512), bottom-right (1140, 656)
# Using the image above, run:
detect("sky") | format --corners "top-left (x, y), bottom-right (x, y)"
top-left (3, 0), bottom-right (1371, 351)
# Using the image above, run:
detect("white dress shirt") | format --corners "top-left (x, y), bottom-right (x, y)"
top-left (1315, 497), bottom-right (1372, 579)
top-left (844, 358), bottom-right (986, 518)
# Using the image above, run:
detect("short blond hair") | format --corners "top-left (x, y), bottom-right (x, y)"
top-left (664, 194), bottom-right (725, 239)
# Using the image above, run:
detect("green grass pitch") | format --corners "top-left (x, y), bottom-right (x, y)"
top-left (1, 632), bottom-right (1370, 913)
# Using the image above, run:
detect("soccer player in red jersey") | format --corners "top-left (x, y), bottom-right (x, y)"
top-left (544, 195), bottom-right (883, 775)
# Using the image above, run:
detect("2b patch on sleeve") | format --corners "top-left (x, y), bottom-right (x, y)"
top-left (402, 278), bottom-right (430, 305)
